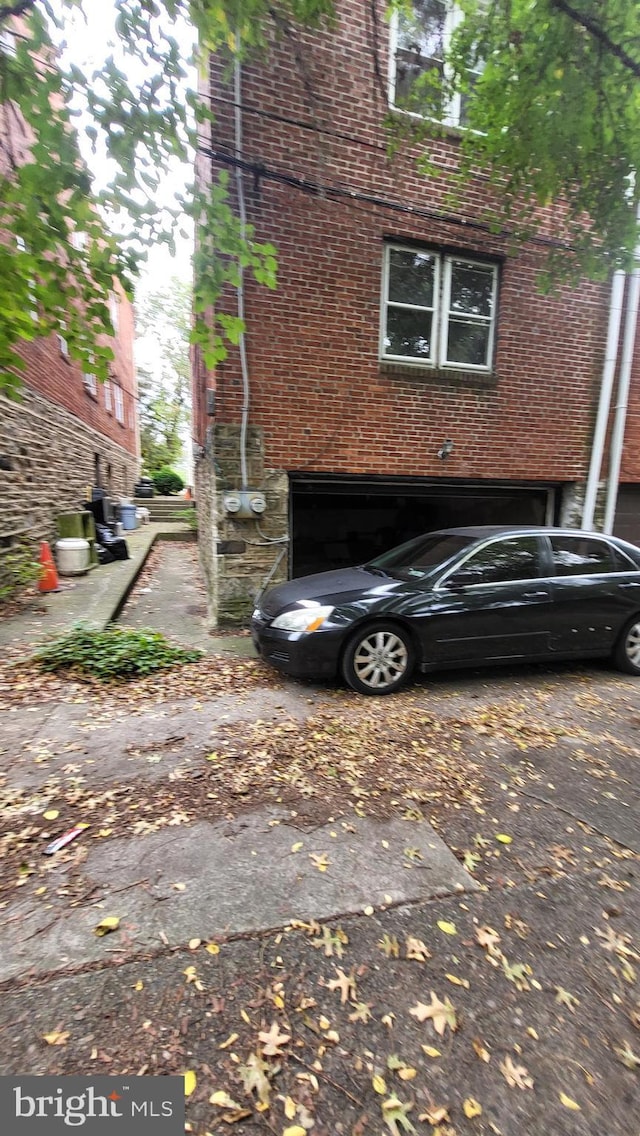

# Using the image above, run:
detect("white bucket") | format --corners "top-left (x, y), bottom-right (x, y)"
top-left (56, 538), bottom-right (90, 576)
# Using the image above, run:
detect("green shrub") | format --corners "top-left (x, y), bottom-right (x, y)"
top-left (0, 543), bottom-right (42, 604)
top-left (34, 625), bottom-right (202, 681)
top-left (152, 467), bottom-right (185, 495)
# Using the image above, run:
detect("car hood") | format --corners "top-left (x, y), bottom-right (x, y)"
top-left (257, 566), bottom-right (397, 619)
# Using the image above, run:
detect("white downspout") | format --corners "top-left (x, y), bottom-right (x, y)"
top-left (234, 44), bottom-right (250, 490)
top-left (581, 269), bottom-right (626, 530)
top-left (603, 225), bottom-right (640, 533)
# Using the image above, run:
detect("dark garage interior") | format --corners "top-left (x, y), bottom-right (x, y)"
top-left (289, 474), bottom-right (554, 578)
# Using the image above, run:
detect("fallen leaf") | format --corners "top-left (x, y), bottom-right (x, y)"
top-left (218, 1033), bottom-right (238, 1050)
top-left (309, 852), bottom-right (330, 872)
top-left (420, 1045), bottom-right (441, 1058)
top-left (372, 1074), bottom-right (387, 1095)
top-left (188, 938), bottom-right (201, 950)
top-left (43, 1031), bottom-right (69, 1046)
top-left (405, 936), bottom-right (431, 962)
top-left (475, 925), bottom-right (501, 953)
top-left (555, 986), bottom-right (580, 1012)
top-left (258, 1021), bottom-right (291, 1056)
top-left (409, 992), bottom-right (457, 1035)
top-left (418, 1104), bottom-right (449, 1124)
top-left (205, 942), bottom-right (220, 955)
top-left (184, 1070), bottom-right (197, 1097)
top-left (283, 1127), bottom-right (307, 1136)
top-left (94, 916), bottom-right (120, 937)
top-left (463, 1097), bottom-right (482, 1118)
top-left (499, 1056), bottom-right (533, 1090)
top-left (436, 920), bottom-right (456, 936)
top-left (210, 1090), bottom-right (241, 1108)
top-left (327, 967), bottom-right (357, 1004)
top-left (496, 834), bottom-right (513, 844)
top-left (381, 1093), bottom-right (416, 1135)
top-left (472, 1038), bottom-right (490, 1062)
top-left (446, 973), bottom-right (470, 988)
top-left (43, 809), bottom-right (59, 821)
top-left (559, 1092), bottom-right (581, 1110)
top-left (284, 1096), bottom-right (297, 1120)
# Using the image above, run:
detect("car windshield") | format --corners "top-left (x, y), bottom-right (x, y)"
top-left (366, 533), bottom-right (475, 579)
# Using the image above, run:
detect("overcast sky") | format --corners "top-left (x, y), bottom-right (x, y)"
top-left (56, 0), bottom-right (196, 289)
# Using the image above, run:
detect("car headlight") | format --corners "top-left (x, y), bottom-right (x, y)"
top-left (271, 604), bottom-right (335, 632)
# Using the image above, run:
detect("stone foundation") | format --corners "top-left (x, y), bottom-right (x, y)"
top-left (0, 388), bottom-right (139, 554)
top-left (195, 423), bottom-right (289, 626)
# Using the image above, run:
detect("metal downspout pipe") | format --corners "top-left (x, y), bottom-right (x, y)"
top-left (603, 240), bottom-right (640, 533)
top-left (581, 269), bottom-right (626, 530)
top-left (234, 45), bottom-right (250, 491)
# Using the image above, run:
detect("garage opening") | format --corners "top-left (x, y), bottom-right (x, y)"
top-left (289, 474), bottom-right (554, 578)
top-left (614, 485), bottom-right (640, 546)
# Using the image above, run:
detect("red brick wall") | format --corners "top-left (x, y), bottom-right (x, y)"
top-left (17, 279), bottom-right (138, 462)
top-left (201, 0), bottom-right (640, 485)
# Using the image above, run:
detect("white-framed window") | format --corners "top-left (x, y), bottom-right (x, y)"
top-left (71, 230), bottom-right (87, 252)
top-left (389, 1), bottom-right (481, 128)
top-left (104, 379), bottom-right (112, 413)
top-left (0, 28), bottom-right (17, 59)
top-left (113, 383), bottom-right (124, 424)
top-left (58, 324), bottom-right (69, 357)
top-left (83, 372), bottom-right (97, 397)
top-left (380, 243), bottom-right (498, 371)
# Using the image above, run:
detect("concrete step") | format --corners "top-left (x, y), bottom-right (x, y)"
top-left (134, 498), bottom-right (195, 521)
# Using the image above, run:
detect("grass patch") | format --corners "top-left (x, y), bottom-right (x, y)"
top-left (34, 624), bottom-right (202, 681)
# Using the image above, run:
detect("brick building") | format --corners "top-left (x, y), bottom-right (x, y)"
top-left (193, 0), bottom-right (640, 624)
top-left (0, 20), bottom-right (139, 554)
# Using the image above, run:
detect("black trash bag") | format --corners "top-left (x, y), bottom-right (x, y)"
top-left (95, 542), bottom-right (116, 565)
top-left (95, 523), bottom-right (129, 560)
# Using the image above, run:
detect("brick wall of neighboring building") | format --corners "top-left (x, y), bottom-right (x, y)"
top-left (195, 1), bottom-right (640, 621)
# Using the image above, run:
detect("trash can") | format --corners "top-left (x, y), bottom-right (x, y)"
top-left (134, 478), bottom-right (155, 498)
top-left (119, 503), bottom-right (138, 531)
top-left (55, 538), bottom-right (90, 576)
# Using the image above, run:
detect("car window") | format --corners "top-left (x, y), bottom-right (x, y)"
top-left (454, 536), bottom-right (542, 584)
top-left (549, 536), bottom-right (614, 576)
top-left (368, 533), bottom-right (474, 576)
top-left (612, 545), bottom-right (640, 571)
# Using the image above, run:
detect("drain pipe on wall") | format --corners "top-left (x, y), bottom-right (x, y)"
top-left (581, 268), bottom-right (626, 530)
top-left (603, 218), bottom-right (640, 533)
top-left (234, 44), bottom-right (251, 491)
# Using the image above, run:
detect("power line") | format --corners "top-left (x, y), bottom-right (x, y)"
top-left (197, 141), bottom-right (579, 254)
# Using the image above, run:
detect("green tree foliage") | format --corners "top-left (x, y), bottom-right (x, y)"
top-left (0, 0), bottom-right (333, 397)
top-left (434, 0), bottom-right (640, 278)
top-left (136, 276), bottom-right (190, 473)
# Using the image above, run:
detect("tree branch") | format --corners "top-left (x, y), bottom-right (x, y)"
top-left (0, 0), bottom-right (37, 21)
top-left (550, 0), bottom-right (640, 79)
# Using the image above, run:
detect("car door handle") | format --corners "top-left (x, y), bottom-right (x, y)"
top-left (523, 590), bottom-right (549, 598)
top-left (619, 582), bottom-right (640, 589)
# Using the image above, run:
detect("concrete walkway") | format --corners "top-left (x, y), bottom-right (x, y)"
top-left (0, 523), bottom-right (252, 657)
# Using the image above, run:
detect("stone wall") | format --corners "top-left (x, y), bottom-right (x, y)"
top-left (0, 386), bottom-right (140, 551)
top-left (195, 423), bottom-right (290, 626)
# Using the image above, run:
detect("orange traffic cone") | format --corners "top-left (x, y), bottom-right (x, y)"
top-left (38, 541), bottom-right (60, 593)
top-left (184, 486), bottom-right (192, 500)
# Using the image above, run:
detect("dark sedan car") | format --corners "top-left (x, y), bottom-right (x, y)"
top-left (251, 526), bottom-right (640, 695)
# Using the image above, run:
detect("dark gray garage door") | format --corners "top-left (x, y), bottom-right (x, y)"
top-left (614, 485), bottom-right (640, 546)
top-left (289, 474), bottom-right (553, 578)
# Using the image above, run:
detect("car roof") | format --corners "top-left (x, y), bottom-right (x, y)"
top-left (431, 526), bottom-right (620, 539)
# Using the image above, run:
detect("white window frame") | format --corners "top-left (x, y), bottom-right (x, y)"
top-left (104, 379), bottom-right (112, 413)
top-left (380, 243), bottom-right (498, 371)
top-left (113, 383), bottom-right (124, 424)
top-left (0, 28), bottom-right (17, 59)
top-left (388, 2), bottom-right (479, 129)
top-left (58, 325), bottom-right (69, 357)
top-left (83, 372), bottom-right (97, 397)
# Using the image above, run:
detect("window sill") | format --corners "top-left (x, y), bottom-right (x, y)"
top-left (379, 361), bottom-right (498, 388)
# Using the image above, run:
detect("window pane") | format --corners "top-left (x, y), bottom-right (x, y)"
top-left (446, 318), bottom-right (490, 366)
top-left (450, 262), bottom-right (494, 317)
top-left (385, 307), bottom-right (433, 359)
top-left (462, 537), bottom-right (541, 583)
top-left (395, 0), bottom-right (447, 110)
top-left (388, 249), bottom-right (435, 306)
top-left (550, 537), bottom-right (614, 576)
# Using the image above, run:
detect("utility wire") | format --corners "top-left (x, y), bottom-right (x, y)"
top-left (198, 141), bottom-right (580, 254)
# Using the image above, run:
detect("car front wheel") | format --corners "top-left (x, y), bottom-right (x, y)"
top-left (613, 615), bottom-right (640, 675)
top-left (341, 622), bottom-right (415, 695)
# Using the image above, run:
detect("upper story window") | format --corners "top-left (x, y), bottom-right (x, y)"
top-left (113, 383), bottom-right (124, 424)
top-left (381, 243), bottom-right (498, 371)
top-left (83, 372), bottom-right (97, 397)
top-left (0, 28), bottom-right (17, 59)
top-left (104, 379), bottom-right (112, 413)
top-left (389, 1), bottom-right (481, 128)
